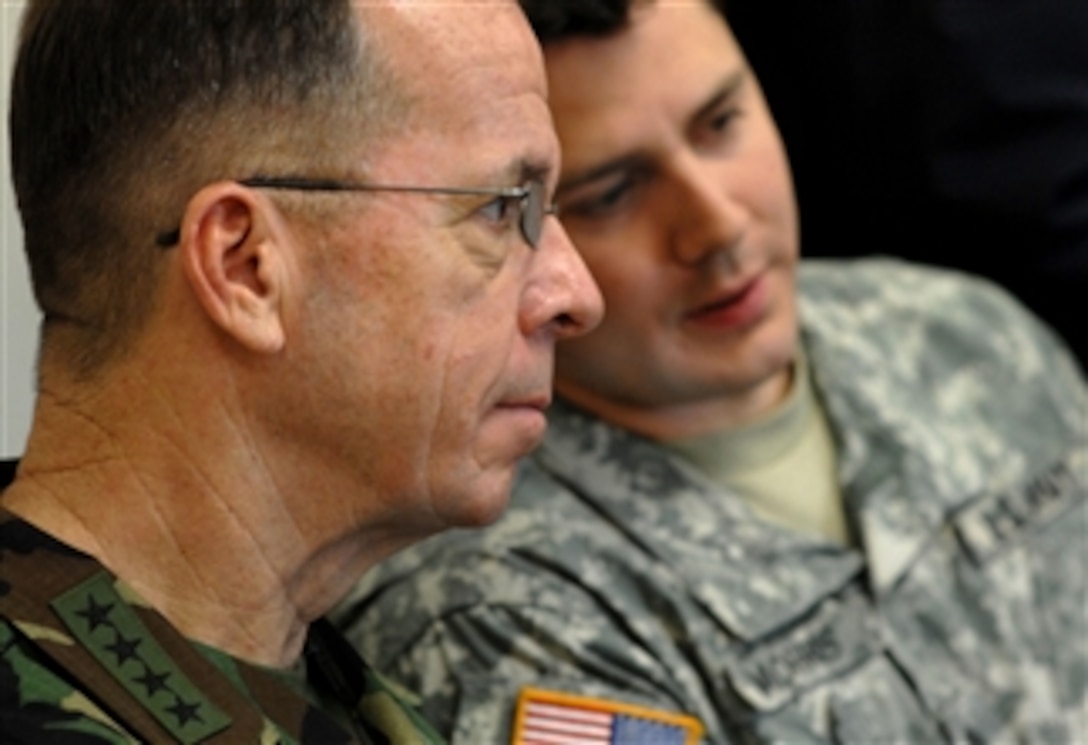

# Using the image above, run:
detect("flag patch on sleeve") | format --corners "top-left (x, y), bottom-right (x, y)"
top-left (510, 686), bottom-right (704, 745)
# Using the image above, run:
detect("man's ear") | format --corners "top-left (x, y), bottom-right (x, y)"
top-left (178, 182), bottom-right (290, 354)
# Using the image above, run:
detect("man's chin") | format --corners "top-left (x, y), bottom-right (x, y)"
top-left (442, 467), bottom-right (519, 529)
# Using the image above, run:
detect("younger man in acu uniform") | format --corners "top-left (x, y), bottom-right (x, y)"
top-left (337, 1), bottom-right (1088, 743)
top-left (0, 0), bottom-right (602, 742)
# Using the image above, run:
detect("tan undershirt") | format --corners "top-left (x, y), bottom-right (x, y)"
top-left (665, 356), bottom-right (849, 545)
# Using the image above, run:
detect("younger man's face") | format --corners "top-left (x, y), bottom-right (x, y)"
top-left (547, 1), bottom-right (801, 439)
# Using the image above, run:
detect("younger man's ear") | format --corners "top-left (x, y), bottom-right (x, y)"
top-left (177, 182), bottom-right (291, 354)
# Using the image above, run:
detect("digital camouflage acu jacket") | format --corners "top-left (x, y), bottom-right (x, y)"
top-left (336, 258), bottom-right (1088, 744)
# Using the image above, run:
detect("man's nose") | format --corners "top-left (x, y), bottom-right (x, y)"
top-left (668, 153), bottom-right (749, 266)
top-left (522, 216), bottom-right (604, 339)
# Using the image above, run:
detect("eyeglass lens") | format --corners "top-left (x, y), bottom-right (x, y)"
top-left (522, 180), bottom-right (546, 248)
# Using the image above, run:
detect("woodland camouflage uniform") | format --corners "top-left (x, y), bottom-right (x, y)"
top-left (0, 477), bottom-right (444, 745)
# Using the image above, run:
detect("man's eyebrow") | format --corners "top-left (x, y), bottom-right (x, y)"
top-left (520, 159), bottom-right (552, 185)
top-left (556, 70), bottom-right (749, 197)
top-left (690, 68), bottom-right (747, 127)
top-left (557, 153), bottom-right (648, 196)
top-left (485, 157), bottom-right (552, 189)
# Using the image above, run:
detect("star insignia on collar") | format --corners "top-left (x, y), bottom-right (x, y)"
top-left (166, 697), bottom-right (205, 728)
top-left (134, 667), bottom-right (172, 697)
top-left (104, 631), bottom-right (142, 666)
top-left (75, 594), bottom-right (115, 634)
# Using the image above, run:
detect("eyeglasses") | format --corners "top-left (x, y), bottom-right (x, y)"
top-left (155, 176), bottom-right (557, 249)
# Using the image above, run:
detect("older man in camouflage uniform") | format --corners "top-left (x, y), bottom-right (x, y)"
top-left (336, 1), bottom-right (1088, 743)
top-left (0, 0), bottom-right (602, 742)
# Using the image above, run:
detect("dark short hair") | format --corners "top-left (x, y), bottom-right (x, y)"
top-left (518, 0), bottom-right (728, 44)
top-left (10, 0), bottom-right (394, 376)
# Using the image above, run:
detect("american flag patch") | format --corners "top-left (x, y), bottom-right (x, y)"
top-left (510, 687), bottom-right (704, 745)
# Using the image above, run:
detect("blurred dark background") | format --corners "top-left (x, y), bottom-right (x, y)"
top-left (728, 0), bottom-right (1088, 367)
